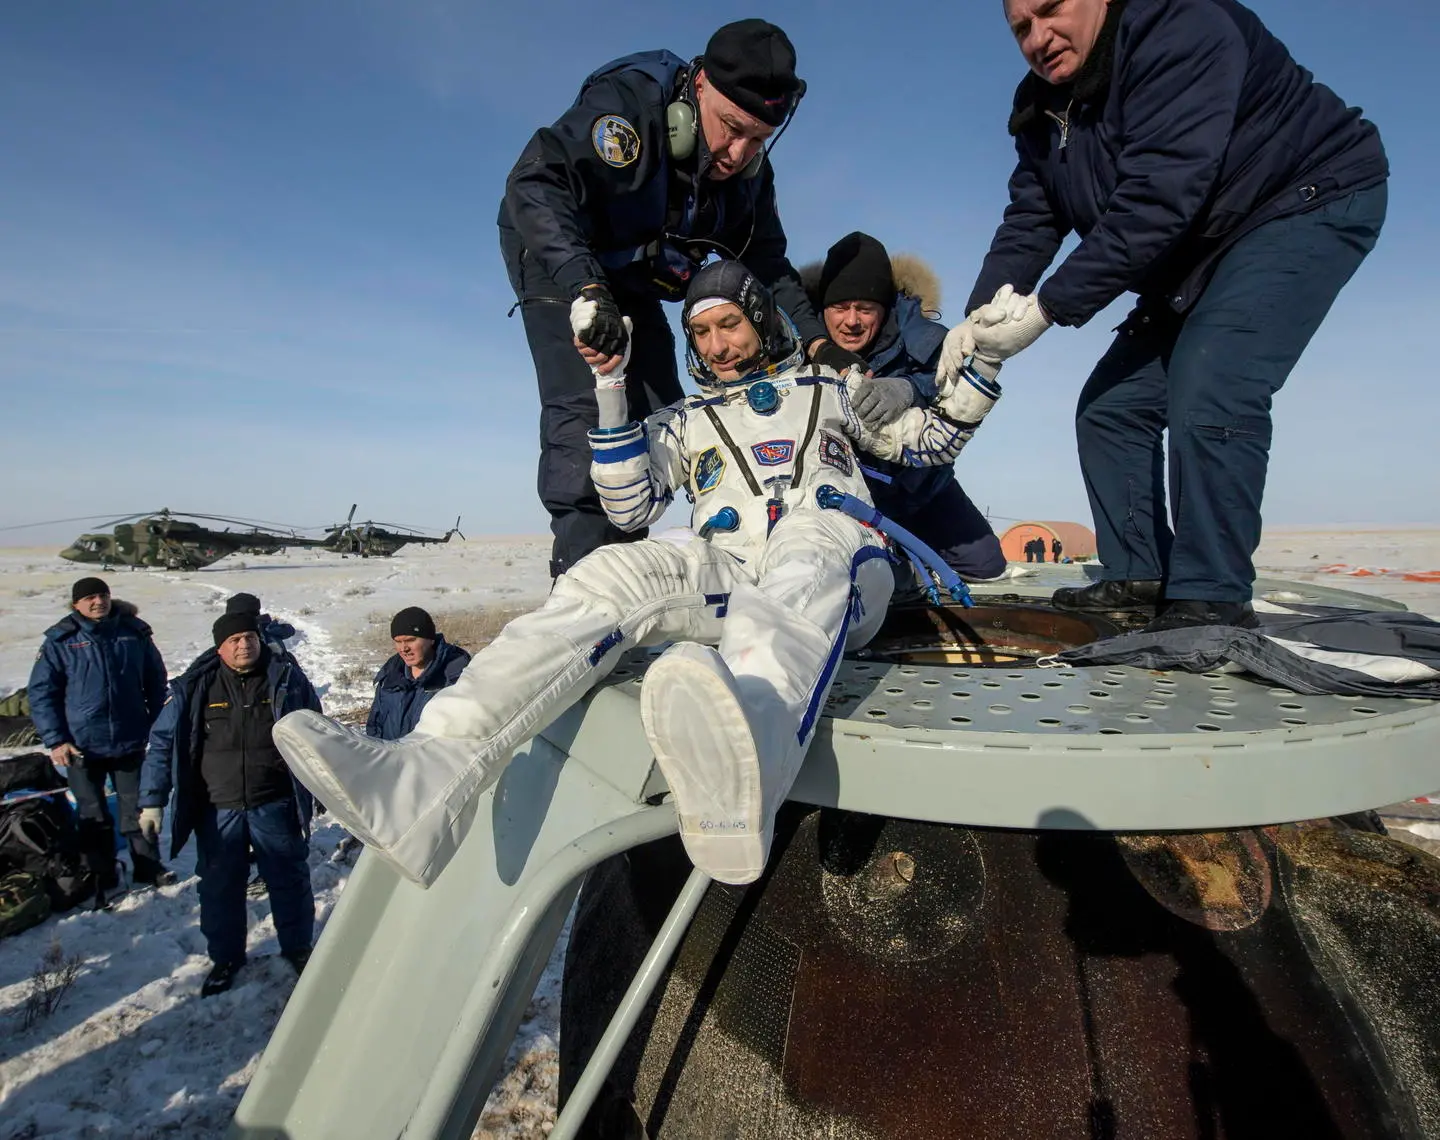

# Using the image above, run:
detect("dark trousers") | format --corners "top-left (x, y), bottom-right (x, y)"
top-left (1076, 184), bottom-right (1386, 601)
top-left (868, 468), bottom-right (1006, 580)
top-left (194, 798), bottom-right (314, 966)
top-left (65, 751), bottom-right (162, 882)
top-left (501, 231), bottom-right (684, 577)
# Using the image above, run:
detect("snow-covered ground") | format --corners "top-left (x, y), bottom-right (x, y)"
top-left (0, 538), bottom-right (558, 1139)
top-left (1, 529), bottom-right (1439, 1138)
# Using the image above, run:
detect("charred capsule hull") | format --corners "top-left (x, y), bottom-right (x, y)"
top-left (563, 808), bottom-right (1440, 1138)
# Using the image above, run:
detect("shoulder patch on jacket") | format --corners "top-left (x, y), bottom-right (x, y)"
top-left (694, 447), bottom-right (726, 494)
top-left (592, 115), bottom-right (641, 168)
top-left (818, 430), bottom-right (854, 476)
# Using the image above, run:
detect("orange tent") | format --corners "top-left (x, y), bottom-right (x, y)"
top-left (1000, 520), bottom-right (1097, 563)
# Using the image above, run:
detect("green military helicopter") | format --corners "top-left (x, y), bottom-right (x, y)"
top-left (59, 509), bottom-right (324, 570)
top-left (316, 504), bottom-right (464, 558)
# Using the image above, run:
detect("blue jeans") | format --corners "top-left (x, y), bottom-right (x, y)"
top-left (66, 751), bottom-right (162, 881)
top-left (1075, 184), bottom-right (1387, 600)
top-left (194, 798), bottom-right (314, 966)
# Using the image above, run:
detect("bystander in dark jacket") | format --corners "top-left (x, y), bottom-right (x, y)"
top-left (139, 611), bottom-right (321, 995)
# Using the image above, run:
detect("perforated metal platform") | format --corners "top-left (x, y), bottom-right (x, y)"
top-left (587, 564), bottom-right (1440, 832)
top-left (595, 565), bottom-right (1420, 737)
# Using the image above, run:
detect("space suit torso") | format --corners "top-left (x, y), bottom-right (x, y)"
top-left (588, 361), bottom-right (1001, 554)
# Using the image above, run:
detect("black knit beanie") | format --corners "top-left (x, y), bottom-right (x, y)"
top-left (702, 19), bottom-right (803, 127)
top-left (390, 607), bottom-right (437, 640)
top-left (226, 592), bottom-right (262, 616)
top-left (213, 611), bottom-right (259, 647)
top-left (71, 577), bottom-right (110, 604)
top-left (818, 231), bottom-right (894, 309)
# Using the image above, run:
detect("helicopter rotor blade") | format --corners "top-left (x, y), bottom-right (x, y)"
top-left (0, 513), bottom-right (147, 533)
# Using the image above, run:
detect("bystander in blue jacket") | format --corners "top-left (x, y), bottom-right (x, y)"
top-left (367, 608), bottom-right (471, 741)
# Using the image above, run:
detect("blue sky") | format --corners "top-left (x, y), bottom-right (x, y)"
top-left (1, 0), bottom-right (1433, 548)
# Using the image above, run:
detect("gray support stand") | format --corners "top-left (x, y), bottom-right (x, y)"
top-left (229, 696), bottom-right (676, 1140)
top-left (550, 867), bottom-right (712, 1140)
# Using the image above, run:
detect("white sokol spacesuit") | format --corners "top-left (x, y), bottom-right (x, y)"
top-left (272, 261), bottom-right (1000, 887)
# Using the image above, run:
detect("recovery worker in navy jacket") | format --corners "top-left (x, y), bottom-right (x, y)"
top-left (138, 611), bottom-right (322, 997)
top-left (938, 0), bottom-right (1387, 631)
top-left (27, 576), bottom-right (171, 887)
top-left (499, 19), bottom-right (864, 579)
top-left (803, 232), bottom-right (1006, 585)
top-left (366, 607), bottom-right (470, 741)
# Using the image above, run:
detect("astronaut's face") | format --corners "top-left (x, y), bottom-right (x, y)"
top-left (687, 302), bottom-right (765, 380)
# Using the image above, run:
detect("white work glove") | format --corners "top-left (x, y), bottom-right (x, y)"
top-left (850, 374), bottom-right (916, 429)
top-left (138, 807), bottom-right (163, 843)
top-left (935, 317), bottom-right (977, 389)
top-left (971, 284), bottom-right (1052, 365)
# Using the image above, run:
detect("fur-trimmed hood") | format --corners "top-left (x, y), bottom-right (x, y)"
top-left (799, 252), bottom-right (942, 318)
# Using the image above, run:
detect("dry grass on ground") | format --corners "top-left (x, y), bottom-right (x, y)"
top-left (361, 602), bottom-right (539, 657)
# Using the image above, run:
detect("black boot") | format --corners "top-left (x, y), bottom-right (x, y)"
top-left (202, 960), bottom-right (245, 997)
top-left (1052, 579), bottom-right (1163, 614)
top-left (1143, 599), bottom-right (1258, 632)
top-left (281, 947), bottom-right (312, 976)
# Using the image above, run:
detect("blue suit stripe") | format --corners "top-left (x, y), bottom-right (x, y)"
top-left (796, 545), bottom-right (892, 744)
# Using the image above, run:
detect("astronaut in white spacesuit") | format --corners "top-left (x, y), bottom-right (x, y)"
top-left (271, 260), bottom-right (1002, 888)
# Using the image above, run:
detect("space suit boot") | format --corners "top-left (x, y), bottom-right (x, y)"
top-left (640, 642), bottom-right (781, 885)
top-left (272, 710), bottom-right (509, 887)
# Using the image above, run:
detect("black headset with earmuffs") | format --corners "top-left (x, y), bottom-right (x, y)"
top-left (665, 60), bottom-right (807, 179)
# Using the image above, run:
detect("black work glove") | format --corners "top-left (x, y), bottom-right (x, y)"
top-left (569, 284), bottom-right (629, 358)
top-left (810, 339), bottom-right (868, 375)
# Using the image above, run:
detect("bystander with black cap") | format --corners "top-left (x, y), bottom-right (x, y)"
top-left (367, 607), bottom-right (470, 741)
top-left (138, 600), bottom-right (324, 996)
top-left (801, 230), bottom-right (1007, 585)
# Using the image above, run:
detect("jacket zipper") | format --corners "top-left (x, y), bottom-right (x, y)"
top-left (1045, 99), bottom-right (1074, 158)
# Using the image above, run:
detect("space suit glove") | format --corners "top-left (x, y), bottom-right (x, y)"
top-left (850, 374), bottom-right (917, 429)
top-left (570, 283), bottom-right (629, 358)
top-left (970, 284), bottom-right (1051, 365)
top-left (592, 316), bottom-right (633, 429)
top-left (810, 339), bottom-right (868, 375)
top-left (139, 807), bottom-right (163, 843)
top-left (589, 316), bottom-right (633, 389)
